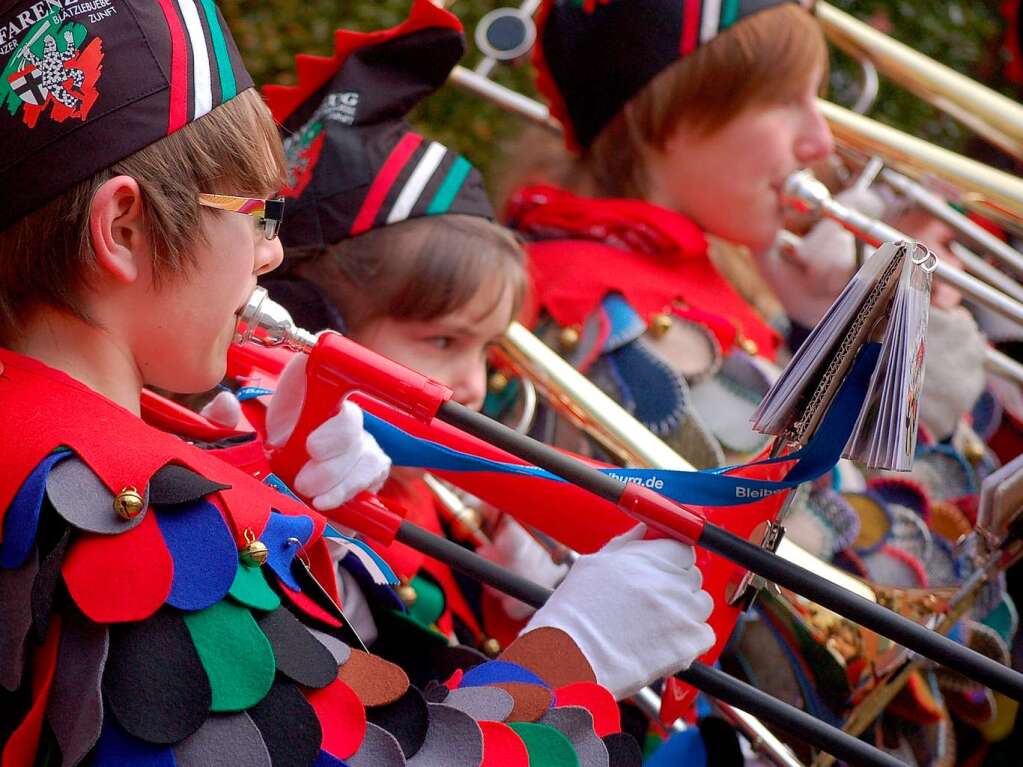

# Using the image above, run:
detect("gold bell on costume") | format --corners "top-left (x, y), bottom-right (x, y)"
top-left (241, 529), bottom-right (270, 566)
top-left (114, 487), bottom-right (144, 520)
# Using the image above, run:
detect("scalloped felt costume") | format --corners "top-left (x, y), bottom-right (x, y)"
top-left (0, 347), bottom-right (636, 766)
top-left (0, 0), bottom-right (633, 755)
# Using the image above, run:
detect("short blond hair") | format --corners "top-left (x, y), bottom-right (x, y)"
top-left (0, 88), bottom-right (286, 339)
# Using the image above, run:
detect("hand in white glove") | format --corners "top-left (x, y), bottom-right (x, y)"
top-left (920, 306), bottom-right (987, 440)
top-left (478, 518), bottom-right (569, 621)
top-left (761, 187), bottom-right (884, 329)
top-left (524, 524), bottom-right (715, 699)
top-left (266, 354), bottom-right (391, 511)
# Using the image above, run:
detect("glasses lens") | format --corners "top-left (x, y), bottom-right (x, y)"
top-left (262, 218), bottom-right (280, 240)
top-left (262, 198), bottom-right (285, 241)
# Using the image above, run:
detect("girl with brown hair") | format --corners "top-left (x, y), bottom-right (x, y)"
top-left (502, 0), bottom-right (836, 467)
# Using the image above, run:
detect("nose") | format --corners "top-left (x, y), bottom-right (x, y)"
top-left (795, 102), bottom-right (834, 166)
top-left (255, 236), bottom-right (284, 277)
top-left (450, 359), bottom-right (488, 412)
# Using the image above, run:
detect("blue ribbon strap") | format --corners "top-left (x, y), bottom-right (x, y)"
top-left (364, 343), bottom-right (881, 508)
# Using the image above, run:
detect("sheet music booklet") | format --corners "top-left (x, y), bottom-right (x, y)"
top-left (753, 241), bottom-right (935, 471)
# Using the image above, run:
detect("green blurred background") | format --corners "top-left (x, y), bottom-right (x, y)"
top-left (222, 0), bottom-right (1018, 189)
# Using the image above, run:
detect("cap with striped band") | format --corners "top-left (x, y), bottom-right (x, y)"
top-left (262, 0), bottom-right (493, 253)
top-left (0, 0), bottom-right (253, 231)
top-left (535, 0), bottom-right (795, 150)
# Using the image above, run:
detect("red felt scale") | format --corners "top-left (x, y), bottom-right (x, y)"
top-left (305, 678), bottom-right (367, 759)
top-left (61, 513), bottom-right (173, 624)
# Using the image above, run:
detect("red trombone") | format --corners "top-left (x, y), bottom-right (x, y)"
top-left (204, 287), bottom-right (1023, 767)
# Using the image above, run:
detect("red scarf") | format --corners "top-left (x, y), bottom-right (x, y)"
top-left (507, 184), bottom-right (781, 360)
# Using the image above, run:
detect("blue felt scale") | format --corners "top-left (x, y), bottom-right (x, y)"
top-left (460, 660), bottom-right (549, 689)
top-left (260, 511), bottom-right (316, 591)
top-left (90, 717), bottom-right (176, 767)
top-left (155, 500), bottom-right (239, 612)
top-left (1, 450), bottom-right (71, 569)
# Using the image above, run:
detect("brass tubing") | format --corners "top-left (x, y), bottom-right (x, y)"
top-left (881, 168), bottom-right (1023, 278)
top-left (816, 2), bottom-right (1023, 162)
top-left (812, 552), bottom-right (1004, 767)
top-left (784, 171), bottom-right (1023, 330)
top-left (501, 322), bottom-right (696, 469)
top-left (820, 102), bottom-right (1023, 229)
top-left (422, 473), bottom-right (491, 548)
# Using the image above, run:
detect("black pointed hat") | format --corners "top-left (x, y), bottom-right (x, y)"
top-left (263, 0), bottom-right (493, 252)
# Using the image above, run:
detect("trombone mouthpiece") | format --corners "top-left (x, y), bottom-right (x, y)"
top-left (234, 286), bottom-right (318, 352)
top-left (782, 170), bottom-right (831, 215)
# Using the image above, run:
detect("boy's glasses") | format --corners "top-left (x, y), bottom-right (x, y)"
top-left (198, 194), bottom-right (285, 241)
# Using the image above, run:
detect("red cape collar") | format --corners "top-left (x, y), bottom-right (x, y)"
top-left (507, 184), bottom-right (781, 360)
top-left (0, 347), bottom-right (324, 549)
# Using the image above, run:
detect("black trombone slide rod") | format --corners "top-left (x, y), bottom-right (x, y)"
top-left (436, 399), bottom-right (1023, 702)
top-left (396, 520), bottom-right (903, 767)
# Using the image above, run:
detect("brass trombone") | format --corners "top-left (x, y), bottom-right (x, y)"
top-left (820, 102), bottom-right (1023, 233)
top-left (814, 2), bottom-right (1023, 164)
top-left (782, 170), bottom-right (1023, 385)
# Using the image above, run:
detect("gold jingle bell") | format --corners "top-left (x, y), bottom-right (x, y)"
top-left (397, 581), bottom-right (418, 607)
top-left (559, 326), bottom-right (581, 351)
top-left (738, 336), bottom-right (759, 356)
top-left (481, 637), bottom-right (501, 658)
top-left (241, 529), bottom-right (269, 567)
top-left (650, 313), bottom-right (673, 338)
top-left (964, 438), bottom-right (986, 463)
top-left (488, 371), bottom-right (509, 394)
top-left (114, 487), bottom-right (145, 520)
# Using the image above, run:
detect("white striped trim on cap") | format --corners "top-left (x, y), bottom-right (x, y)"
top-left (176, 0), bottom-right (214, 119)
top-left (386, 141), bottom-right (448, 224)
top-left (700, 0), bottom-right (725, 44)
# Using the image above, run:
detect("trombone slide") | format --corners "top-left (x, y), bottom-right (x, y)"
top-left (500, 322), bottom-right (879, 604)
top-left (784, 171), bottom-right (1023, 387)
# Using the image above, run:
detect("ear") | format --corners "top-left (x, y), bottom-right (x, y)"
top-left (89, 176), bottom-right (148, 285)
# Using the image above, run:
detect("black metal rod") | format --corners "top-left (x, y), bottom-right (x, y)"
top-left (678, 664), bottom-right (902, 767)
top-left (699, 525), bottom-right (1023, 698)
top-left (396, 521), bottom-right (551, 606)
top-left (396, 518), bottom-right (902, 767)
top-left (439, 400), bottom-right (623, 502)
top-left (437, 399), bottom-right (1023, 701)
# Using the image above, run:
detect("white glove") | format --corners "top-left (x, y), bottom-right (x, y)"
top-left (920, 306), bottom-right (987, 440)
top-left (266, 354), bottom-right (391, 511)
top-left (478, 518), bottom-right (569, 620)
top-left (762, 187), bottom-right (884, 329)
top-left (524, 524), bottom-right (715, 699)
top-left (200, 390), bottom-right (243, 428)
